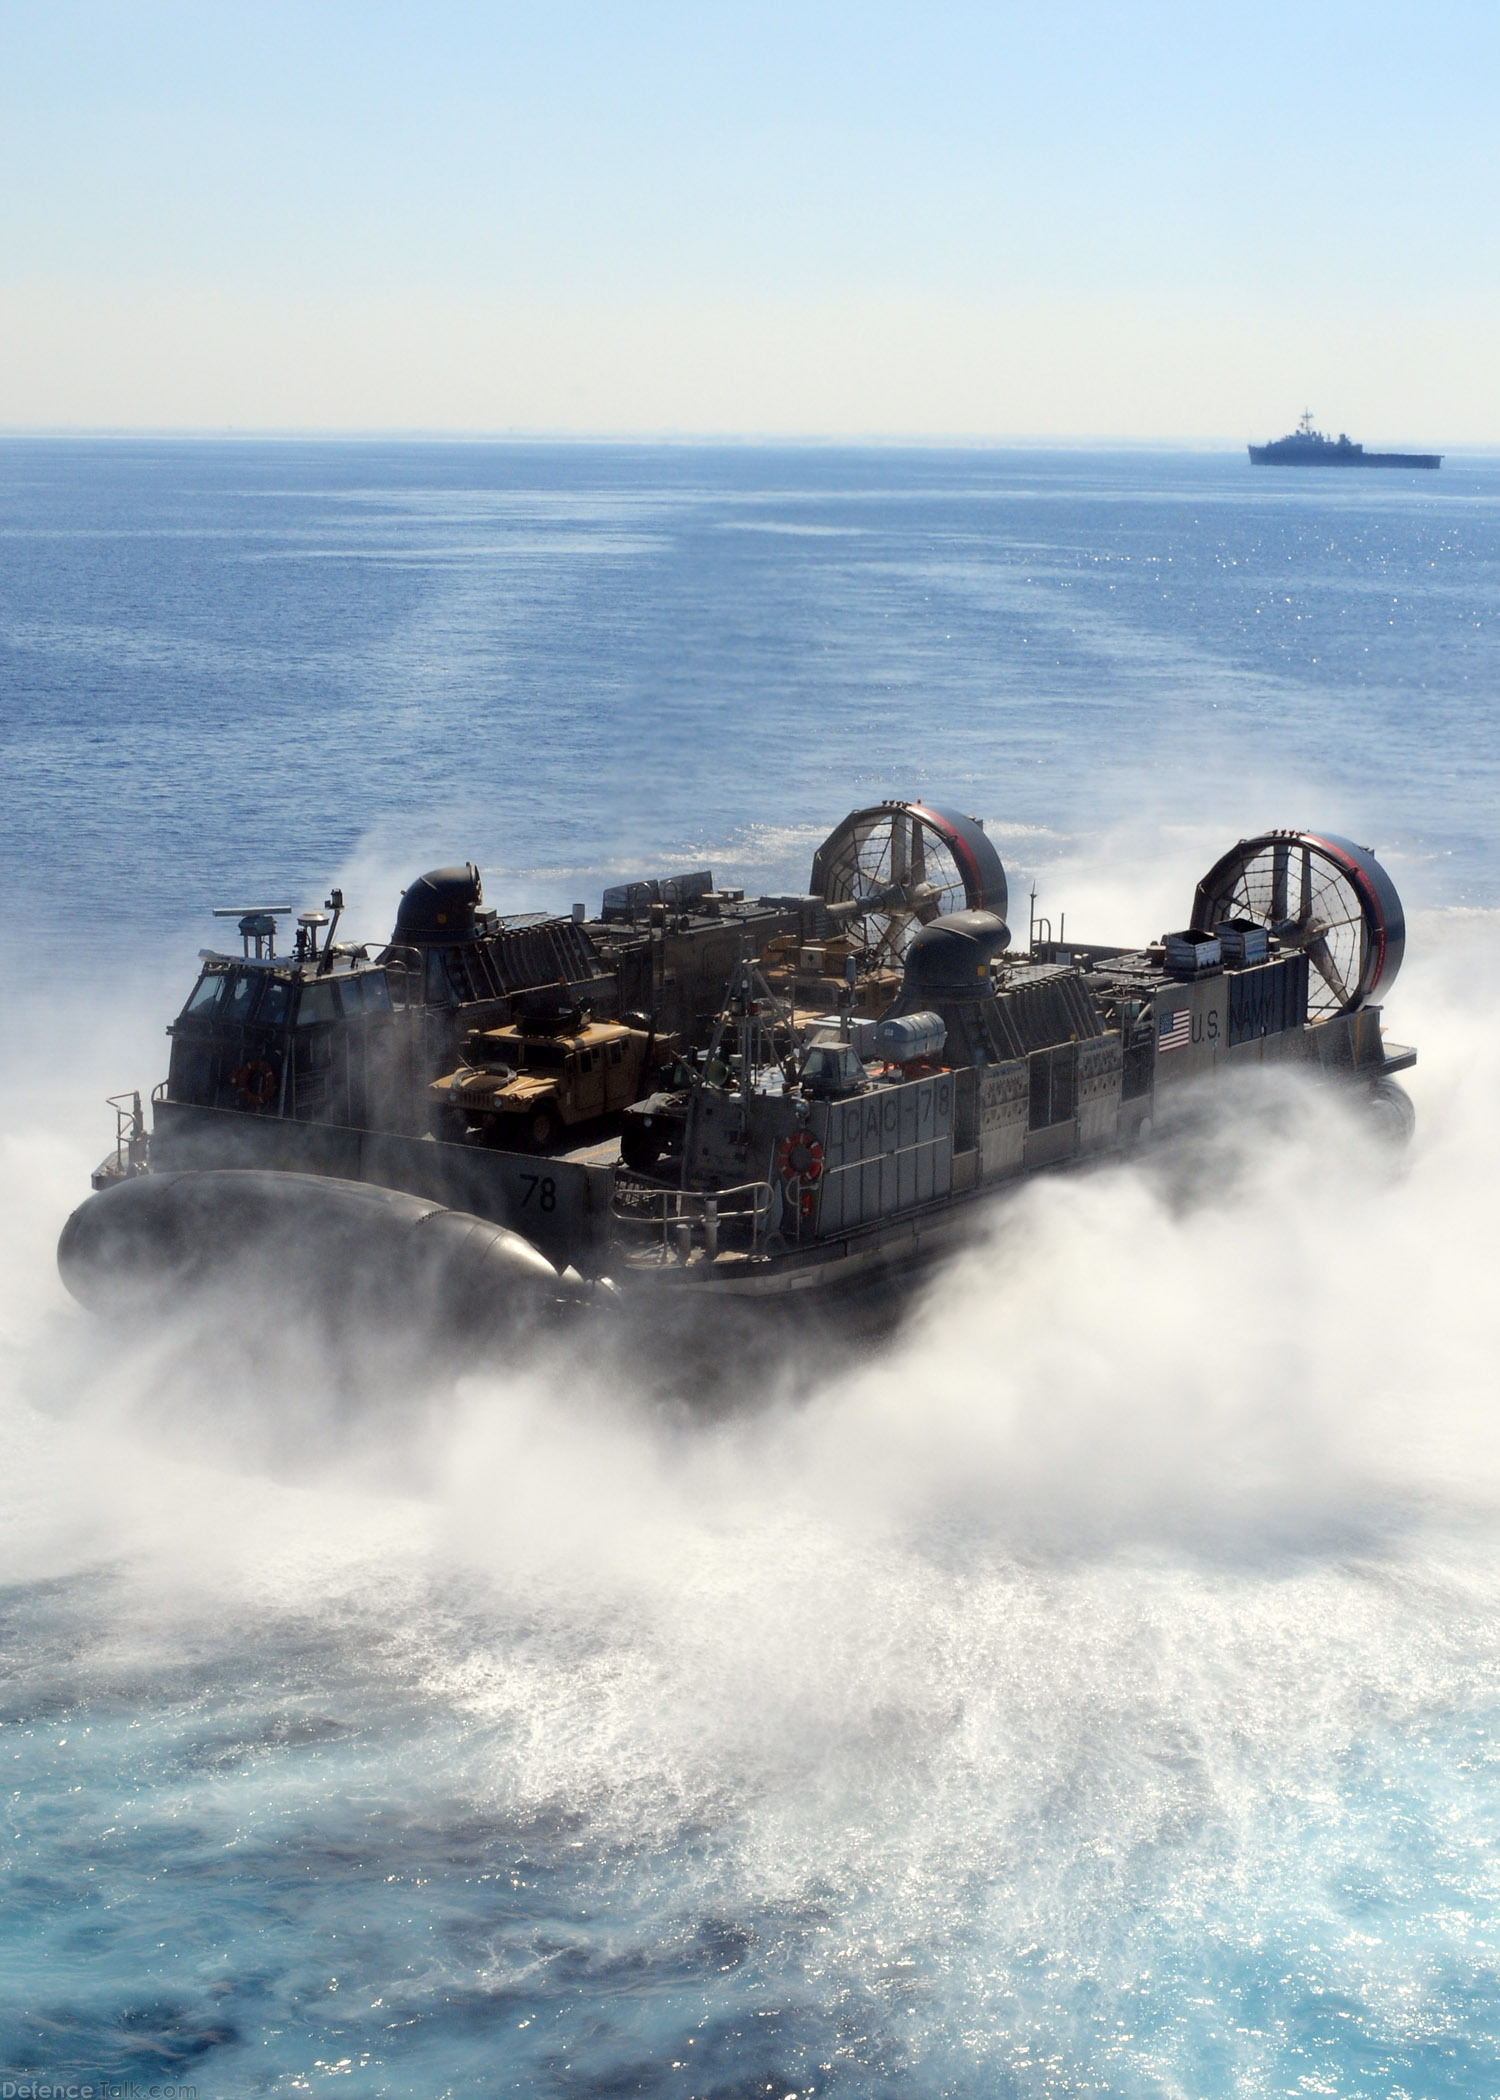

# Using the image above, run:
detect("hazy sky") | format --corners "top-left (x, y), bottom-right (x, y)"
top-left (3, 1), bottom-right (1497, 437)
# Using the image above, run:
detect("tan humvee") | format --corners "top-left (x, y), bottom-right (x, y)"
top-left (432, 1017), bottom-right (658, 1151)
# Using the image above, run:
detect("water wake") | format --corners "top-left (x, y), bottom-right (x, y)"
top-left (4, 913), bottom-right (1499, 2095)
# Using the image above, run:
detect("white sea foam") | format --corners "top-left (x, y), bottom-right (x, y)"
top-left (4, 905), bottom-right (1497, 2092)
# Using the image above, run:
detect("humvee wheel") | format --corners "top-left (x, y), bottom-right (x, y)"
top-left (528, 1105), bottom-right (562, 1152)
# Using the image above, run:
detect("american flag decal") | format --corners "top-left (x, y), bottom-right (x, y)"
top-left (1158, 1007), bottom-right (1192, 1052)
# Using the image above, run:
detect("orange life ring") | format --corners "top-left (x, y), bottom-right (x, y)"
top-left (777, 1131), bottom-right (823, 1183)
top-left (230, 1058), bottom-right (278, 1109)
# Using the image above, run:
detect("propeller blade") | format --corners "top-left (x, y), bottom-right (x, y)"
top-left (871, 906), bottom-right (917, 963)
top-left (1271, 842), bottom-right (1289, 925)
top-left (1305, 934), bottom-right (1347, 1003)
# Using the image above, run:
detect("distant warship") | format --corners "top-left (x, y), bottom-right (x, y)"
top-left (1249, 411), bottom-right (1440, 469)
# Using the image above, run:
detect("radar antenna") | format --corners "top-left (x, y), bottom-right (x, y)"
top-left (212, 905), bottom-right (292, 959)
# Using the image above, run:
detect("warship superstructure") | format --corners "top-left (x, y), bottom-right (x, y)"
top-left (60, 805), bottom-right (1416, 1326)
top-left (1249, 410), bottom-right (1441, 469)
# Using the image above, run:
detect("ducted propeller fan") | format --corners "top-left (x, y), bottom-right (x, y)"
top-left (1191, 831), bottom-right (1405, 1021)
top-left (810, 801), bottom-right (1007, 964)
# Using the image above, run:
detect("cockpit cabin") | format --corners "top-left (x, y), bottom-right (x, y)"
top-left (167, 954), bottom-right (426, 1131)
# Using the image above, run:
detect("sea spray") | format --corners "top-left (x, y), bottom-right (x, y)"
top-left (6, 433), bottom-right (1500, 2093)
top-left (3, 910), bottom-right (1497, 2094)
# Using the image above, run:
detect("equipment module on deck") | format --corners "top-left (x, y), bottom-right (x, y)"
top-left (63, 807), bottom-right (1416, 1320)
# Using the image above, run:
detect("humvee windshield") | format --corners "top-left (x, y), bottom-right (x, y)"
top-left (521, 1042), bottom-right (569, 1071)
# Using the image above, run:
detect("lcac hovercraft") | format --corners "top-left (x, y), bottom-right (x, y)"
top-left (59, 808), bottom-right (1415, 1326)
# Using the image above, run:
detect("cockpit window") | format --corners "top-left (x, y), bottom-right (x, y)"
top-left (258, 978), bottom-right (291, 1027)
top-left (184, 970), bottom-right (228, 1017)
top-left (295, 980), bottom-right (339, 1027)
top-left (801, 1043), bottom-right (865, 1095)
top-left (223, 971), bottom-right (259, 1022)
top-left (333, 972), bottom-right (390, 1015)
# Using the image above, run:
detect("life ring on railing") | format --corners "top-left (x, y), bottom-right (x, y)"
top-left (777, 1131), bottom-right (823, 1183)
top-left (230, 1058), bottom-right (278, 1109)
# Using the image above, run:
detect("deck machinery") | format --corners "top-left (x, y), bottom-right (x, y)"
top-left (59, 806), bottom-right (1416, 1321)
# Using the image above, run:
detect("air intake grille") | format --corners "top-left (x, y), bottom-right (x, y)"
top-left (988, 973), bottom-right (1104, 1058)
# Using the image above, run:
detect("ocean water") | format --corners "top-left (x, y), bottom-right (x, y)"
top-left (4, 439), bottom-right (1500, 2097)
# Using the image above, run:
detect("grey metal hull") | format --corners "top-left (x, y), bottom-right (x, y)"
top-left (1248, 446), bottom-right (1441, 468)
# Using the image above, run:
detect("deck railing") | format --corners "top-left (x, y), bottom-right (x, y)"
top-left (90, 1091), bottom-right (149, 1189)
top-left (611, 1178), bottom-right (775, 1260)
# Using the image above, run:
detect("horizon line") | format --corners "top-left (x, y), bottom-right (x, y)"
top-left (0, 426), bottom-right (1491, 453)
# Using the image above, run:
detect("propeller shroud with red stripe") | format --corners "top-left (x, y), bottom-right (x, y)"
top-left (809, 801), bottom-right (1007, 964)
top-left (1191, 831), bottom-right (1405, 1020)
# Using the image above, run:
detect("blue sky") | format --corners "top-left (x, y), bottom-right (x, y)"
top-left (2, 2), bottom-right (1496, 436)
